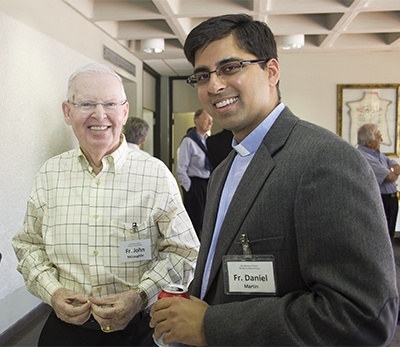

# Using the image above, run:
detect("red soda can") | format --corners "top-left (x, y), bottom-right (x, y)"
top-left (158, 284), bottom-right (190, 300)
top-left (154, 284), bottom-right (189, 347)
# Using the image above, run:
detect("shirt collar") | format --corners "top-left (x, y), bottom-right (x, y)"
top-left (77, 134), bottom-right (128, 173)
top-left (358, 144), bottom-right (380, 157)
top-left (233, 103), bottom-right (285, 157)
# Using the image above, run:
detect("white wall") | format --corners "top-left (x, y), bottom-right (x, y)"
top-left (0, 10), bottom-right (85, 334)
top-left (0, 0), bottom-right (142, 335)
top-left (278, 51), bottom-right (400, 134)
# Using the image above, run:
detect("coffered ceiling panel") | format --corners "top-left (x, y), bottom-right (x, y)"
top-left (63, 0), bottom-right (400, 76)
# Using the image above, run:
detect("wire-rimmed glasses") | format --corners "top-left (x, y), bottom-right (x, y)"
top-left (186, 59), bottom-right (268, 88)
top-left (68, 100), bottom-right (127, 113)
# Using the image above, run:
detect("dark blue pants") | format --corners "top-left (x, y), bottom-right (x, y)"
top-left (381, 193), bottom-right (399, 242)
top-left (182, 176), bottom-right (208, 239)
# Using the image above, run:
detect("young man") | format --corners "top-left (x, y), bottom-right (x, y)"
top-left (13, 63), bottom-right (199, 346)
top-left (150, 14), bottom-right (398, 346)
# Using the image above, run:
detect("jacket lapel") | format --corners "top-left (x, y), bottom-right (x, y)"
top-left (205, 144), bottom-right (274, 292)
top-left (204, 107), bottom-right (300, 295)
top-left (190, 151), bottom-right (234, 294)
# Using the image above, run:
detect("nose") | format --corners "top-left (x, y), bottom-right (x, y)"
top-left (207, 72), bottom-right (226, 94)
top-left (92, 104), bottom-right (106, 120)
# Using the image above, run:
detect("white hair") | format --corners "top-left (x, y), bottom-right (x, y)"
top-left (66, 62), bottom-right (126, 101)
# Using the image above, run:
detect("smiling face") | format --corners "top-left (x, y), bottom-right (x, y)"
top-left (62, 72), bottom-right (129, 158)
top-left (194, 34), bottom-right (280, 142)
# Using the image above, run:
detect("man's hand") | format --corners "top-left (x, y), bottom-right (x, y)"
top-left (150, 296), bottom-right (208, 346)
top-left (391, 164), bottom-right (400, 177)
top-left (51, 288), bottom-right (91, 325)
top-left (89, 290), bottom-right (142, 332)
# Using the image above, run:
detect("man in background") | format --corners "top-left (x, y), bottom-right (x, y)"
top-left (123, 116), bottom-right (150, 154)
top-left (12, 63), bottom-right (199, 347)
top-left (357, 123), bottom-right (400, 241)
top-left (176, 108), bottom-right (213, 237)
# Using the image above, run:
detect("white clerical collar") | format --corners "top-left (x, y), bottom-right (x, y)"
top-left (233, 143), bottom-right (251, 156)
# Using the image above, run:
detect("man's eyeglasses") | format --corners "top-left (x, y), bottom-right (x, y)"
top-left (68, 100), bottom-right (127, 113)
top-left (186, 59), bottom-right (269, 88)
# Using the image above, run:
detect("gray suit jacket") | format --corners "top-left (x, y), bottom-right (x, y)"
top-left (190, 107), bottom-right (398, 346)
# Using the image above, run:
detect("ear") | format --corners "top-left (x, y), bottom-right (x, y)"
top-left (62, 101), bottom-right (72, 125)
top-left (266, 58), bottom-right (280, 87)
top-left (121, 101), bottom-right (129, 125)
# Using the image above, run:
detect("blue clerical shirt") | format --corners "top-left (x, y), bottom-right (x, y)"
top-left (200, 103), bottom-right (285, 299)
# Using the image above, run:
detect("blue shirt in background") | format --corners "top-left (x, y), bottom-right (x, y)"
top-left (358, 144), bottom-right (398, 194)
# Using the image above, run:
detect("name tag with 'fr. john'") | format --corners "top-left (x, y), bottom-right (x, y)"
top-left (120, 239), bottom-right (152, 262)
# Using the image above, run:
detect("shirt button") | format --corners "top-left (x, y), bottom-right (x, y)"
top-left (93, 250), bottom-right (99, 256)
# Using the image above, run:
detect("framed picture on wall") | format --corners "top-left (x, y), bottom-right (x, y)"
top-left (337, 84), bottom-right (400, 156)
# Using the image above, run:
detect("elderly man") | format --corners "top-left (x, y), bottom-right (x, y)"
top-left (176, 108), bottom-right (213, 237)
top-left (124, 116), bottom-right (150, 154)
top-left (13, 63), bottom-right (199, 346)
top-left (357, 123), bottom-right (400, 241)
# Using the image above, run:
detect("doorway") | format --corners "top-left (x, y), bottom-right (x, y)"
top-left (142, 109), bottom-right (154, 156)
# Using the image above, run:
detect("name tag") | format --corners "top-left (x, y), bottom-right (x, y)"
top-left (223, 255), bottom-right (276, 295)
top-left (120, 239), bottom-right (152, 262)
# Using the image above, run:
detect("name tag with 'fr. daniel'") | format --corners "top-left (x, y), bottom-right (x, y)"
top-left (223, 255), bottom-right (277, 295)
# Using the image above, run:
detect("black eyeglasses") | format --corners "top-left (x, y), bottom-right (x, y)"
top-left (186, 59), bottom-right (269, 88)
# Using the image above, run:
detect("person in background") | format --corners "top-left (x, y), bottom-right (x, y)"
top-left (206, 128), bottom-right (233, 171)
top-left (150, 14), bottom-right (398, 346)
top-left (123, 116), bottom-right (150, 154)
top-left (12, 63), bottom-right (199, 347)
top-left (176, 108), bottom-right (213, 237)
top-left (357, 123), bottom-right (400, 241)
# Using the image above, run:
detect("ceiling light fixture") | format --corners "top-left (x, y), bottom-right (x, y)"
top-left (280, 34), bottom-right (305, 50)
top-left (141, 38), bottom-right (165, 53)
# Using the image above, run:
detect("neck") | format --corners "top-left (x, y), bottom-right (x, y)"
top-left (81, 148), bottom-right (104, 170)
top-left (80, 135), bottom-right (123, 171)
top-left (196, 128), bottom-right (207, 137)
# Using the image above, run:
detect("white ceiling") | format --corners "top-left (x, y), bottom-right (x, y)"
top-left (63, 0), bottom-right (400, 77)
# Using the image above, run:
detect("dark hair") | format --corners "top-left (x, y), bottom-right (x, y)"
top-left (123, 117), bottom-right (149, 145)
top-left (184, 14), bottom-right (277, 66)
top-left (183, 14), bottom-right (280, 99)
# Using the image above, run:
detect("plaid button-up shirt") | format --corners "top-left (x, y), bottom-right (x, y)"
top-left (13, 138), bottom-right (199, 307)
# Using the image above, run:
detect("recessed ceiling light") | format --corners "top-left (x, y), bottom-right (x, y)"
top-left (141, 39), bottom-right (165, 53)
top-left (280, 34), bottom-right (305, 50)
